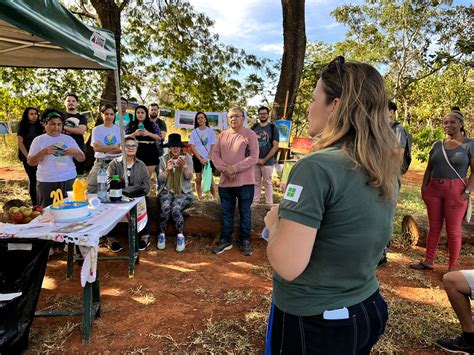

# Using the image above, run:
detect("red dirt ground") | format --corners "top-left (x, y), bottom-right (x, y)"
top-left (1, 166), bottom-right (473, 353)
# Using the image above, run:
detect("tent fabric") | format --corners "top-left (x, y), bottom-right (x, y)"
top-left (0, 0), bottom-right (117, 69)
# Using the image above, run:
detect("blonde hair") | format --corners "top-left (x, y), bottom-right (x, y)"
top-left (314, 60), bottom-right (400, 200)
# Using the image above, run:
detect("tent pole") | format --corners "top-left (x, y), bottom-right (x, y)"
top-left (114, 68), bottom-right (128, 187)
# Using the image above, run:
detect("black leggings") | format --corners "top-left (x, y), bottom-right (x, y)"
top-left (22, 160), bottom-right (37, 206)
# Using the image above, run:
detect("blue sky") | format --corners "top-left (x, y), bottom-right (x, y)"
top-left (188, 0), bottom-right (361, 61)
top-left (189, 0), bottom-right (471, 61)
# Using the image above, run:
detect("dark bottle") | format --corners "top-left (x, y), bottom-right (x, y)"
top-left (109, 175), bottom-right (123, 202)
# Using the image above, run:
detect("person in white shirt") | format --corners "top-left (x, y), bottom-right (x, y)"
top-left (28, 109), bottom-right (85, 207)
top-left (188, 112), bottom-right (218, 199)
top-left (87, 104), bottom-right (122, 193)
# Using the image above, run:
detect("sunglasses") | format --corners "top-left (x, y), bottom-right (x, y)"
top-left (125, 144), bottom-right (138, 149)
top-left (328, 55), bottom-right (345, 85)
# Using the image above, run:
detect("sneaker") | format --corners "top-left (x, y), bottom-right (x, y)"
top-left (212, 240), bottom-right (232, 255)
top-left (157, 233), bottom-right (166, 250)
top-left (176, 234), bottom-right (185, 252)
top-left (240, 240), bottom-right (252, 256)
top-left (108, 241), bottom-right (123, 253)
top-left (436, 335), bottom-right (474, 354)
top-left (139, 239), bottom-right (150, 251)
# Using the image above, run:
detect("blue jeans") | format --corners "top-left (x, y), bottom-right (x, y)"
top-left (266, 290), bottom-right (388, 355)
top-left (218, 184), bottom-right (254, 243)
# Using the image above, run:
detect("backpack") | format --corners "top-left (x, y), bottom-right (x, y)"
top-left (251, 122), bottom-right (277, 143)
top-left (392, 122), bottom-right (412, 174)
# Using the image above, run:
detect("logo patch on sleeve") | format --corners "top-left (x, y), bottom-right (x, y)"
top-left (284, 184), bottom-right (303, 202)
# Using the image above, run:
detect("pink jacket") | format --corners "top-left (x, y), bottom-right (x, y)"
top-left (212, 127), bottom-right (259, 187)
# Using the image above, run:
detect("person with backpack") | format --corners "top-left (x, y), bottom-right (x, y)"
top-left (388, 101), bottom-right (412, 175)
top-left (378, 100), bottom-right (412, 267)
top-left (251, 106), bottom-right (279, 204)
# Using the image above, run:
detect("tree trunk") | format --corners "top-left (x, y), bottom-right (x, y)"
top-left (273, 0), bottom-right (306, 121)
top-left (90, 0), bottom-right (123, 107)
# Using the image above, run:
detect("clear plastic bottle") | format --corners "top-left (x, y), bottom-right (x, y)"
top-left (109, 175), bottom-right (123, 202)
top-left (72, 175), bottom-right (88, 202)
top-left (97, 163), bottom-right (108, 202)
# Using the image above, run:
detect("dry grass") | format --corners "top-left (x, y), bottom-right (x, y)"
top-left (250, 264), bottom-right (273, 281)
top-left (374, 284), bottom-right (458, 353)
top-left (128, 285), bottom-right (155, 305)
top-left (29, 321), bottom-right (80, 353)
top-left (143, 291), bottom-right (272, 353)
top-left (0, 180), bottom-right (29, 212)
top-left (42, 294), bottom-right (82, 312)
top-left (186, 317), bottom-right (258, 353)
top-left (218, 289), bottom-right (254, 305)
top-left (193, 287), bottom-right (209, 296)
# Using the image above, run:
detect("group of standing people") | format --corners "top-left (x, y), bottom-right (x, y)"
top-left (16, 94), bottom-right (281, 257)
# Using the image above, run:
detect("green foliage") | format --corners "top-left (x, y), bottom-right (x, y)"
top-left (332, 0), bottom-right (472, 99)
top-left (121, 0), bottom-right (270, 111)
top-left (0, 68), bottom-right (103, 119)
top-left (0, 0), bottom-right (269, 119)
top-left (412, 126), bottom-right (444, 163)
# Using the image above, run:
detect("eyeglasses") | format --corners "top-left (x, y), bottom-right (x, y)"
top-left (228, 114), bottom-right (242, 119)
top-left (328, 55), bottom-right (345, 85)
top-left (125, 144), bottom-right (138, 149)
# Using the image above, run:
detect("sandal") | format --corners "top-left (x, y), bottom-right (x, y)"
top-left (410, 261), bottom-right (434, 270)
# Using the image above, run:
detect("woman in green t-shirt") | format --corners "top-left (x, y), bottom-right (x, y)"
top-left (263, 57), bottom-right (400, 354)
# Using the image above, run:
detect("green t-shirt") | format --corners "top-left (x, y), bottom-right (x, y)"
top-left (273, 146), bottom-right (397, 316)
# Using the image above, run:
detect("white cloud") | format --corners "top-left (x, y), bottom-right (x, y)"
top-left (189, 0), bottom-right (263, 39)
top-left (258, 43), bottom-right (283, 55)
top-left (323, 22), bottom-right (340, 29)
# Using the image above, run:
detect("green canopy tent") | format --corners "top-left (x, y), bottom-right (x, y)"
top-left (0, 0), bottom-right (128, 184)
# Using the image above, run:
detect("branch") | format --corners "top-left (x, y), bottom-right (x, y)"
top-left (71, 10), bottom-right (98, 19)
top-left (118, 0), bottom-right (130, 12)
top-left (72, 1), bottom-right (98, 19)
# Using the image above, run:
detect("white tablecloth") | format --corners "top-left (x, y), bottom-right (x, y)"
top-left (0, 196), bottom-right (147, 286)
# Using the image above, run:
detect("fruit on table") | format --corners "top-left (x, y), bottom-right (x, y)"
top-left (31, 211), bottom-right (41, 218)
top-left (33, 205), bottom-right (43, 213)
top-left (11, 211), bottom-right (24, 224)
top-left (20, 206), bottom-right (33, 217)
top-left (9, 206), bottom-right (20, 215)
top-left (7, 204), bottom-right (43, 224)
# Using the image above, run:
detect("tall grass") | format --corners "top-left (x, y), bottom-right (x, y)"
top-left (0, 134), bottom-right (20, 167)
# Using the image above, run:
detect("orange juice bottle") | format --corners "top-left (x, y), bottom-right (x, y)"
top-left (73, 175), bottom-right (88, 202)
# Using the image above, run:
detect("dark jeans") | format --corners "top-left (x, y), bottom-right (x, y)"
top-left (266, 290), bottom-right (388, 355)
top-left (218, 184), bottom-right (254, 243)
top-left (22, 160), bottom-right (37, 206)
top-left (36, 179), bottom-right (75, 208)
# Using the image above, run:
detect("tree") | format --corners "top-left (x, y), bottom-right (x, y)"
top-left (72, 0), bottom-right (268, 111)
top-left (290, 42), bottom-right (336, 137)
top-left (273, 0), bottom-right (306, 121)
top-left (332, 0), bottom-right (473, 105)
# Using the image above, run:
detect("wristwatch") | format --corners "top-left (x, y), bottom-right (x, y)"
top-left (464, 189), bottom-right (471, 194)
